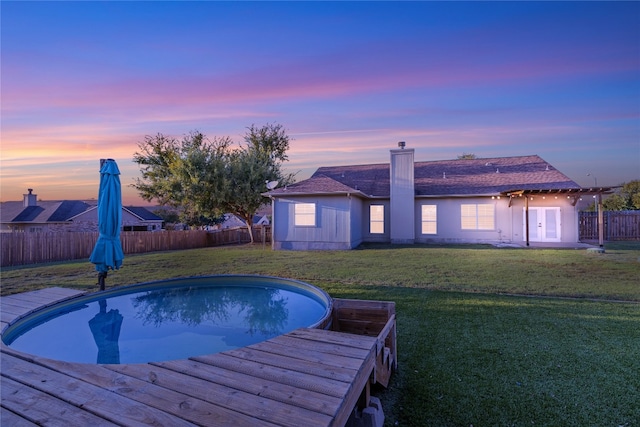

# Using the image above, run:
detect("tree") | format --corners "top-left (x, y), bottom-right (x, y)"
top-left (152, 207), bottom-right (180, 226)
top-left (602, 194), bottom-right (628, 211)
top-left (132, 123), bottom-right (295, 241)
top-left (229, 123), bottom-right (295, 240)
top-left (615, 180), bottom-right (640, 210)
top-left (133, 131), bottom-right (231, 227)
top-left (626, 180), bottom-right (640, 209)
top-left (587, 180), bottom-right (640, 211)
top-left (457, 153), bottom-right (477, 160)
top-left (244, 123), bottom-right (290, 162)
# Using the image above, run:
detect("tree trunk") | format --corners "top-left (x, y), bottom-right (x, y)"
top-left (244, 218), bottom-right (255, 243)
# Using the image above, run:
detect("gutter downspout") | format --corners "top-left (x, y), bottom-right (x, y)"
top-left (270, 196), bottom-right (275, 250)
top-left (525, 196), bottom-right (530, 247)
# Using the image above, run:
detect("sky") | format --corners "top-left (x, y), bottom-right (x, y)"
top-left (2, 1), bottom-right (639, 206)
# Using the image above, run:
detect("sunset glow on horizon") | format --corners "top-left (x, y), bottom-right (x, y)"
top-left (2, 1), bottom-right (638, 206)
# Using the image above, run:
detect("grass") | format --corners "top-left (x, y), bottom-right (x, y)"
top-left (343, 287), bottom-right (639, 426)
top-left (2, 242), bottom-right (639, 426)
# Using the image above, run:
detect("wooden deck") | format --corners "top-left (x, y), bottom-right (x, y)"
top-left (1, 288), bottom-right (387, 427)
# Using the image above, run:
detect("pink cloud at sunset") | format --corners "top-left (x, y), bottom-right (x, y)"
top-left (6, 43), bottom-right (634, 117)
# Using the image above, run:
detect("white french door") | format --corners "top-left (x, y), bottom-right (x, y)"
top-left (523, 207), bottom-right (561, 242)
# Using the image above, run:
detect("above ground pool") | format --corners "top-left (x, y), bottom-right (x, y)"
top-left (2, 275), bottom-right (332, 364)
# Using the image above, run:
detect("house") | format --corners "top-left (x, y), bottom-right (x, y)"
top-left (216, 212), bottom-right (270, 231)
top-left (0, 189), bottom-right (163, 233)
top-left (265, 144), bottom-right (610, 250)
top-left (120, 206), bottom-right (164, 231)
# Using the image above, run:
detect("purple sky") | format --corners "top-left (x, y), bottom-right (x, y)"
top-left (2, 1), bottom-right (638, 205)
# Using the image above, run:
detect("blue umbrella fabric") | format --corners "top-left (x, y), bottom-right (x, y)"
top-left (90, 159), bottom-right (124, 290)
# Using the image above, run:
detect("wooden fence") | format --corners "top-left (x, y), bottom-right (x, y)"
top-left (579, 211), bottom-right (640, 241)
top-left (0, 226), bottom-right (271, 267)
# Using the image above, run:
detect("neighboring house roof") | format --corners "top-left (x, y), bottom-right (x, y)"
top-left (12, 205), bottom-right (45, 222)
top-left (48, 201), bottom-right (93, 221)
top-left (268, 155), bottom-right (581, 198)
top-left (1, 201), bottom-right (93, 224)
top-left (1, 200), bottom-right (162, 225)
top-left (124, 206), bottom-right (163, 221)
top-left (253, 214), bottom-right (269, 225)
top-left (220, 213), bottom-right (270, 228)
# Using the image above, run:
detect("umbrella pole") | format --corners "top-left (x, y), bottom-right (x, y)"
top-left (98, 271), bottom-right (108, 291)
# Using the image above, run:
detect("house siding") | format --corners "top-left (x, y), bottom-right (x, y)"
top-left (272, 196), bottom-right (356, 250)
top-left (72, 209), bottom-right (162, 232)
top-left (267, 152), bottom-right (587, 250)
top-left (271, 193), bottom-right (580, 249)
top-left (362, 200), bottom-right (390, 243)
top-left (414, 197), bottom-right (510, 244)
top-left (350, 197), bottom-right (364, 248)
top-left (412, 196), bottom-right (579, 244)
top-left (507, 195), bottom-right (579, 243)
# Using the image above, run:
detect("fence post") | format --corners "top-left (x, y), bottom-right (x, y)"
top-left (597, 194), bottom-right (604, 247)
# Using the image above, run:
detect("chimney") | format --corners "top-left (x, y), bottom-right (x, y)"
top-left (23, 188), bottom-right (37, 207)
top-left (390, 143), bottom-right (415, 244)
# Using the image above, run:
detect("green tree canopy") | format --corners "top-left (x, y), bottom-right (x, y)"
top-left (612, 180), bottom-right (640, 210)
top-left (133, 123), bottom-right (295, 241)
top-left (587, 180), bottom-right (640, 211)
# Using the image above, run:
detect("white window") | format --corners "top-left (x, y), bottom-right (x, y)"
top-left (294, 203), bottom-right (316, 226)
top-left (370, 205), bottom-right (384, 234)
top-left (461, 204), bottom-right (495, 230)
top-left (421, 205), bottom-right (437, 234)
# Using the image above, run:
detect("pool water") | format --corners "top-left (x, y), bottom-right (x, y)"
top-left (2, 276), bottom-right (331, 364)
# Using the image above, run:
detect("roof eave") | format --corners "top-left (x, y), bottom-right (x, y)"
top-left (501, 187), bottom-right (616, 196)
top-left (264, 190), bottom-right (370, 198)
top-left (1, 220), bottom-right (71, 225)
top-left (415, 193), bottom-right (503, 198)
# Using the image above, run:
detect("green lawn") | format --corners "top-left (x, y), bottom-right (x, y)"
top-left (2, 242), bottom-right (639, 426)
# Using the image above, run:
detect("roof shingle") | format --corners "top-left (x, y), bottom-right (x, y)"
top-left (269, 155), bottom-right (580, 197)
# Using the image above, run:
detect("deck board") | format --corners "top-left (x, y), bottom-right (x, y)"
top-left (248, 338), bottom-right (371, 369)
top-left (222, 345), bottom-right (364, 383)
top-left (2, 288), bottom-right (85, 308)
top-left (0, 396), bottom-right (40, 427)
top-left (1, 288), bottom-right (85, 330)
top-left (25, 353), bottom-right (275, 427)
top-left (194, 351), bottom-right (351, 397)
top-left (108, 362), bottom-right (332, 427)
top-left (287, 327), bottom-right (380, 349)
top-left (1, 375), bottom-right (120, 426)
top-left (151, 358), bottom-right (342, 416)
top-left (268, 333), bottom-right (373, 359)
top-left (1, 287), bottom-right (382, 426)
top-left (2, 350), bottom-right (195, 427)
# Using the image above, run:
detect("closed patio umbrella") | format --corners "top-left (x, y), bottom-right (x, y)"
top-left (90, 159), bottom-right (124, 291)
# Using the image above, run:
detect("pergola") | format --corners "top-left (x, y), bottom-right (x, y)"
top-left (501, 187), bottom-right (616, 247)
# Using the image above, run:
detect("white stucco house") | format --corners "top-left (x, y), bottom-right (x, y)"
top-left (265, 144), bottom-right (608, 250)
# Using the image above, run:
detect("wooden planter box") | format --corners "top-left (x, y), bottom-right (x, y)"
top-left (330, 298), bottom-right (397, 388)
